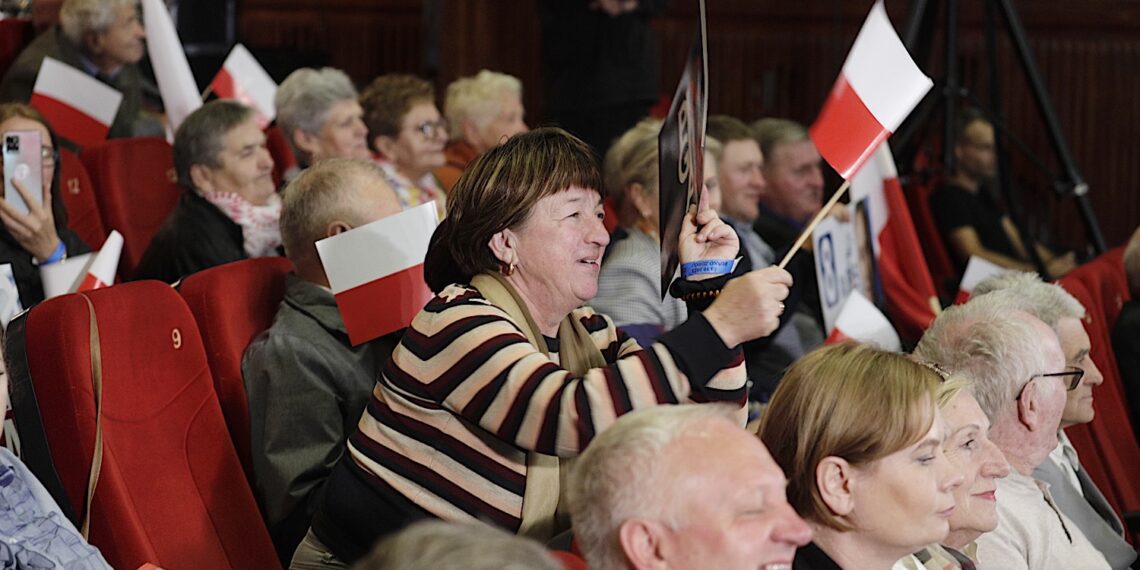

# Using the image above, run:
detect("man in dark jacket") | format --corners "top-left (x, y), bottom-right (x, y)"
top-left (0, 0), bottom-right (157, 139)
top-left (133, 100), bottom-right (279, 283)
top-left (242, 158), bottom-right (403, 563)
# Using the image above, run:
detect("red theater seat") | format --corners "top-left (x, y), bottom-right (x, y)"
top-left (179, 257), bottom-right (294, 479)
top-left (79, 138), bottom-right (182, 278)
top-left (265, 125), bottom-right (298, 187)
top-left (903, 178), bottom-right (957, 300)
top-left (6, 281), bottom-right (280, 569)
top-left (57, 147), bottom-right (108, 250)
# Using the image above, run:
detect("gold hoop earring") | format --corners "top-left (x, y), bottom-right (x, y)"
top-left (500, 260), bottom-right (516, 276)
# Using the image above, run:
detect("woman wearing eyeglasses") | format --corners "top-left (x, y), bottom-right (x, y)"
top-left (0, 103), bottom-right (90, 308)
top-left (360, 74), bottom-right (448, 217)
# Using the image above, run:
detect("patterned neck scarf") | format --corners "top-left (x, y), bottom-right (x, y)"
top-left (198, 190), bottom-right (283, 258)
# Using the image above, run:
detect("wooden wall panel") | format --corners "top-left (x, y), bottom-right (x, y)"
top-left (242, 0), bottom-right (1139, 248)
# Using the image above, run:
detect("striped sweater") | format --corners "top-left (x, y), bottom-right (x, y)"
top-left (313, 283), bottom-right (746, 560)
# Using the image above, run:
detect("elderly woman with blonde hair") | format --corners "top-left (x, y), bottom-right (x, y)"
top-left (759, 343), bottom-right (964, 570)
top-left (296, 127), bottom-right (794, 567)
top-left (590, 118), bottom-right (723, 345)
top-left (435, 69), bottom-right (528, 191)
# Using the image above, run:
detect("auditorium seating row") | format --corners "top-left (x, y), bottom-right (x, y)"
top-left (3, 258), bottom-right (292, 569)
top-left (56, 127), bottom-right (297, 281)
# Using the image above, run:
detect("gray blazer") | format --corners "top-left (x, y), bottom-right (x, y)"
top-left (1032, 446), bottom-right (1137, 570)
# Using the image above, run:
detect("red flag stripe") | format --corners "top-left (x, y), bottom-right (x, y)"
top-left (29, 93), bottom-right (110, 148)
top-left (210, 67), bottom-right (236, 99)
top-left (809, 75), bottom-right (890, 180)
top-left (333, 264), bottom-right (433, 346)
top-left (825, 328), bottom-right (851, 345)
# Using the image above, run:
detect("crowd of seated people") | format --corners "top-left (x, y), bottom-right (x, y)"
top-left (0, 0), bottom-right (1137, 568)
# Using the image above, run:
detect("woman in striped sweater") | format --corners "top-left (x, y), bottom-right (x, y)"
top-left (295, 127), bottom-right (793, 567)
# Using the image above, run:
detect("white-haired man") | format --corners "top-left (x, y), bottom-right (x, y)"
top-left (435, 69), bottom-right (528, 191)
top-left (971, 272), bottom-right (1136, 569)
top-left (0, 0), bottom-right (154, 138)
top-left (242, 158), bottom-right (403, 562)
top-left (568, 404), bottom-right (812, 570)
top-left (914, 291), bottom-right (1110, 569)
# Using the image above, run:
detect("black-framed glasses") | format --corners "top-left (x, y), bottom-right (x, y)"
top-left (1014, 366), bottom-right (1085, 400)
top-left (411, 119), bottom-right (448, 139)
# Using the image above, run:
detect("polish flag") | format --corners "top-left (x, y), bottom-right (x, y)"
top-left (316, 202), bottom-right (437, 345)
top-left (954, 256), bottom-right (1007, 304)
top-left (29, 58), bottom-right (122, 148)
top-left (143, 0), bottom-right (201, 132)
top-left (810, 1), bottom-right (933, 179)
top-left (825, 290), bottom-right (902, 352)
top-left (75, 230), bottom-right (123, 291)
top-left (210, 44), bottom-right (277, 129)
top-left (850, 144), bottom-right (940, 340)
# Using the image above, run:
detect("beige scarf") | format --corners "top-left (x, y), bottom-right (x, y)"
top-left (470, 272), bottom-right (606, 541)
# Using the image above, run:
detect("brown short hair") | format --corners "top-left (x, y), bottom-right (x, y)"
top-left (759, 342), bottom-right (940, 531)
top-left (360, 73), bottom-right (435, 147)
top-left (706, 115), bottom-right (755, 145)
top-left (423, 127), bottom-right (603, 292)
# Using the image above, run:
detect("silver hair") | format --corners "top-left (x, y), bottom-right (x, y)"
top-left (60, 0), bottom-right (137, 46)
top-left (443, 69), bottom-right (522, 141)
top-left (568, 404), bottom-right (738, 570)
top-left (353, 520), bottom-right (561, 570)
top-left (172, 100), bottom-right (255, 190)
top-left (274, 67), bottom-right (359, 164)
top-left (280, 158), bottom-right (390, 267)
top-left (971, 271), bottom-right (1085, 329)
top-left (913, 290), bottom-right (1052, 422)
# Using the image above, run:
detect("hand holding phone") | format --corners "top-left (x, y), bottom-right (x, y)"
top-left (0, 129), bottom-right (61, 262)
top-left (3, 130), bottom-right (44, 216)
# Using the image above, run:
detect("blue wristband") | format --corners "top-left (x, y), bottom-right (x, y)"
top-left (40, 241), bottom-right (66, 265)
top-left (681, 259), bottom-right (735, 278)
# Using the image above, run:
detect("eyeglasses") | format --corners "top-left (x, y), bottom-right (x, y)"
top-left (1014, 366), bottom-right (1085, 400)
top-left (411, 119), bottom-right (448, 139)
top-left (41, 146), bottom-right (57, 167)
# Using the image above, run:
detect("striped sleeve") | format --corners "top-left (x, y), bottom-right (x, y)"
top-left (385, 285), bottom-right (745, 457)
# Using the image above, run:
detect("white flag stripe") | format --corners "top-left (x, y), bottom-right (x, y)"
top-left (86, 230), bottom-right (123, 285)
top-left (959, 256), bottom-right (1007, 293)
top-left (222, 44), bottom-right (277, 121)
top-left (143, 0), bottom-right (201, 131)
top-left (316, 201), bottom-right (437, 294)
top-left (32, 58), bottom-right (122, 124)
top-left (835, 291), bottom-right (902, 351)
top-left (842, 1), bottom-right (932, 132)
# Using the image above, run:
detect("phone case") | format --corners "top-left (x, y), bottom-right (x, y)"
top-left (3, 130), bottom-right (44, 216)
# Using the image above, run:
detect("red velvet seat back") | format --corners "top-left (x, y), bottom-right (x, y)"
top-left (57, 147), bottom-right (108, 250)
top-left (1055, 276), bottom-right (1140, 539)
top-left (18, 281), bottom-right (280, 569)
top-left (79, 138), bottom-right (182, 278)
top-left (903, 179), bottom-right (957, 299)
top-left (179, 257), bottom-right (294, 479)
top-left (265, 125), bottom-right (297, 188)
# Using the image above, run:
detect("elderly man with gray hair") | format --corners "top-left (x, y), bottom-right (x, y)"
top-left (970, 271), bottom-right (1136, 569)
top-left (750, 118), bottom-right (825, 251)
top-left (133, 100), bottom-right (278, 283)
top-left (0, 0), bottom-right (156, 138)
top-left (275, 67), bottom-right (370, 172)
top-left (568, 404), bottom-right (812, 570)
top-left (242, 158), bottom-right (404, 563)
top-left (914, 291), bottom-right (1111, 569)
top-left (435, 69), bottom-right (528, 191)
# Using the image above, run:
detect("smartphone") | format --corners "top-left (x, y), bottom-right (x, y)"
top-left (3, 130), bottom-right (44, 216)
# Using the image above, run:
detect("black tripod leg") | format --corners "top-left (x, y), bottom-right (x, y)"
top-left (996, 0), bottom-right (1107, 254)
